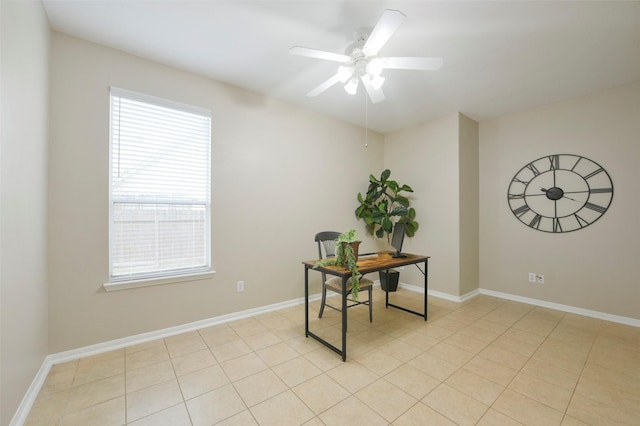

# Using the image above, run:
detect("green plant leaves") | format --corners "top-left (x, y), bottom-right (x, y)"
top-left (390, 205), bottom-right (408, 216)
top-left (406, 222), bottom-right (419, 237)
top-left (395, 195), bottom-right (410, 207)
top-left (337, 229), bottom-right (358, 243)
top-left (354, 169), bottom-right (419, 242)
top-left (382, 217), bottom-right (393, 232)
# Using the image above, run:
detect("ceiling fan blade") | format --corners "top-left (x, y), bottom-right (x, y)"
top-left (307, 73), bottom-right (342, 97)
top-left (360, 75), bottom-right (385, 104)
top-left (289, 46), bottom-right (349, 63)
top-left (363, 9), bottom-right (406, 56)
top-left (382, 57), bottom-right (444, 71)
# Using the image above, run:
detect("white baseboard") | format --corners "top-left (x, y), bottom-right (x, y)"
top-left (9, 358), bottom-right (52, 426)
top-left (400, 284), bottom-right (640, 327)
top-left (48, 296), bottom-right (314, 366)
top-left (479, 288), bottom-right (640, 328)
top-left (398, 282), bottom-right (479, 303)
top-left (11, 284), bottom-right (639, 425)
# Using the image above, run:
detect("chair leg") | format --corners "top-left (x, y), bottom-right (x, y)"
top-left (318, 284), bottom-right (327, 318)
top-left (368, 286), bottom-right (373, 322)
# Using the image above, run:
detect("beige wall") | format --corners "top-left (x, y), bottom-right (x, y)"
top-left (48, 33), bottom-right (384, 353)
top-left (458, 114), bottom-right (479, 296)
top-left (479, 81), bottom-right (640, 319)
top-left (384, 113), bottom-right (479, 297)
top-left (384, 113), bottom-right (462, 295)
top-left (0, 1), bottom-right (50, 424)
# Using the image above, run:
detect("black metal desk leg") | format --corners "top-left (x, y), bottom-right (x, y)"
top-left (341, 275), bottom-right (348, 361)
top-left (305, 266), bottom-right (309, 336)
top-left (385, 282), bottom-right (389, 307)
top-left (424, 259), bottom-right (428, 321)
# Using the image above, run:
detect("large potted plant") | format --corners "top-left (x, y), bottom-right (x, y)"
top-left (313, 229), bottom-right (363, 300)
top-left (355, 169), bottom-right (419, 291)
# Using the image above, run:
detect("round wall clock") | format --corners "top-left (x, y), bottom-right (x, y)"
top-left (507, 154), bottom-right (613, 233)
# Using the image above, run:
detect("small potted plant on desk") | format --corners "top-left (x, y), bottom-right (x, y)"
top-left (354, 169), bottom-right (419, 292)
top-left (313, 229), bottom-right (363, 300)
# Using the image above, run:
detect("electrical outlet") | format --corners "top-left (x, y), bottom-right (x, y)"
top-left (236, 281), bottom-right (244, 292)
top-left (536, 274), bottom-right (544, 284)
top-left (528, 272), bottom-right (536, 283)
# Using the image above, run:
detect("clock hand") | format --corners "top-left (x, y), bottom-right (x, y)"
top-left (563, 195), bottom-right (581, 202)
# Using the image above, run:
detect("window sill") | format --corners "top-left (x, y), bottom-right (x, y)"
top-left (103, 270), bottom-right (216, 292)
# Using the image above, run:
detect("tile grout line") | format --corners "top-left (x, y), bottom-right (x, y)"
top-left (484, 309), bottom-right (569, 424)
top-left (557, 319), bottom-right (603, 425)
top-left (440, 299), bottom-right (521, 425)
top-left (166, 335), bottom-right (194, 426)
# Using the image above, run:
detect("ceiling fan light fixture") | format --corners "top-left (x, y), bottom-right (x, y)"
top-left (369, 74), bottom-right (385, 90)
top-left (344, 77), bottom-right (359, 95)
top-left (337, 65), bottom-right (353, 83)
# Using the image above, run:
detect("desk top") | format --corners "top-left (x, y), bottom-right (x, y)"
top-left (303, 251), bottom-right (429, 276)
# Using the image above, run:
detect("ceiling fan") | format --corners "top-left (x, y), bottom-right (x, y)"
top-left (290, 9), bottom-right (443, 103)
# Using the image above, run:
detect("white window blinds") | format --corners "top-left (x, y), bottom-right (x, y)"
top-left (109, 87), bottom-right (211, 281)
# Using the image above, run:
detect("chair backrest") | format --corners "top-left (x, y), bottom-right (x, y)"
top-left (314, 231), bottom-right (341, 259)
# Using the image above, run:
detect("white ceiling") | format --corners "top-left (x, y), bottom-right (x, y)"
top-left (42, 1), bottom-right (640, 133)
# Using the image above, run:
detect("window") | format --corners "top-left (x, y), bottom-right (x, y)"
top-left (109, 87), bottom-right (211, 283)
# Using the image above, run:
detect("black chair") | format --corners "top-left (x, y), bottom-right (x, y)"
top-left (315, 231), bottom-right (373, 322)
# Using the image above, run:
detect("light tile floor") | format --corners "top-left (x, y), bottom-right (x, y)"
top-left (25, 289), bottom-right (640, 425)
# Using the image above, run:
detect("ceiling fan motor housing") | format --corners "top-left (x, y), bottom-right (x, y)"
top-left (351, 48), bottom-right (368, 77)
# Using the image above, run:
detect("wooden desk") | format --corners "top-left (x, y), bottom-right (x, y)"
top-left (302, 252), bottom-right (429, 361)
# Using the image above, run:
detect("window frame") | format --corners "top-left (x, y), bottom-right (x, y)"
top-left (106, 87), bottom-right (213, 289)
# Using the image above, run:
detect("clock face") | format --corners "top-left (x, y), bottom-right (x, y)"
top-left (507, 154), bottom-right (613, 233)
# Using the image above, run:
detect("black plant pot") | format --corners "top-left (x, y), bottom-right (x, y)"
top-left (379, 269), bottom-right (399, 292)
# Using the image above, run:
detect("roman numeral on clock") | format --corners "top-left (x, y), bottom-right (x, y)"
top-left (526, 163), bottom-right (541, 176)
top-left (583, 168), bottom-right (604, 180)
top-left (513, 204), bottom-right (530, 217)
top-left (512, 177), bottom-right (529, 185)
top-left (584, 202), bottom-right (606, 213)
top-left (529, 214), bottom-right (542, 229)
top-left (553, 218), bottom-right (563, 233)
top-left (590, 187), bottom-right (612, 194)
top-left (575, 214), bottom-right (590, 228)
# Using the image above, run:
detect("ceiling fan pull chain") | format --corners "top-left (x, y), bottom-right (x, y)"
top-left (365, 90), bottom-right (368, 148)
